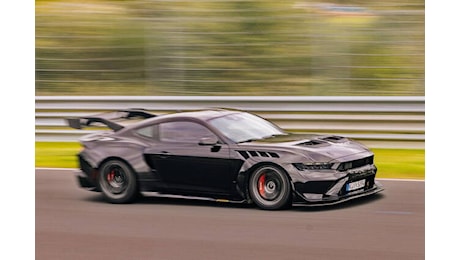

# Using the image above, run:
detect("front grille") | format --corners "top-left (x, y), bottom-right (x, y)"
top-left (338, 155), bottom-right (374, 171)
top-left (295, 180), bottom-right (336, 194)
top-left (339, 175), bottom-right (376, 196)
top-left (348, 169), bottom-right (376, 182)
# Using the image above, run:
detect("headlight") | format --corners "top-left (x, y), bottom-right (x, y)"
top-left (293, 162), bottom-right (333, 171)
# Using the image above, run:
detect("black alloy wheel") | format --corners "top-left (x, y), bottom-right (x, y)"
top-left (99, 160), bottom-right (138, 203)
top-left (249, 165), bottom-right (292, 210)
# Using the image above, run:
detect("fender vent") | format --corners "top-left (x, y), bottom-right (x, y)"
top-left (237, 151), bottom-right (280, 159)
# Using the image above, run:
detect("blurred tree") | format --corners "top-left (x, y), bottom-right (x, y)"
top-left (35, 0), bottom-right (424, 96)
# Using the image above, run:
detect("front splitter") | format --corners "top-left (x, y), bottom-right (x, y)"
top-left (293, 181), bottom-right (384, 207)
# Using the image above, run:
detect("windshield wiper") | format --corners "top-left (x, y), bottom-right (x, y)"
top-left (238, 134), bottom-right (287, 143)
top-left (237, 138), bottom-right (261, 143)
top-left (262, 133), bottom-right (288, 139)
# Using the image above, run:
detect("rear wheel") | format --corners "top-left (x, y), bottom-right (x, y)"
top-left (98, 160), bottom-right (138, 204)
top-left (249, 165), bottom-right (291, 210)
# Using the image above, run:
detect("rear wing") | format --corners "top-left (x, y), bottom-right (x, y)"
top-left (66, 109), bottom-right (156, 131)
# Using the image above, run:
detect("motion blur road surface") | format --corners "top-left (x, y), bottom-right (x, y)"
top-left (36, 169), bottom-right (424, 260)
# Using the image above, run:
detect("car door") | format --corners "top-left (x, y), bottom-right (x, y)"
top-left (144, 120), bottom-right (241, 195)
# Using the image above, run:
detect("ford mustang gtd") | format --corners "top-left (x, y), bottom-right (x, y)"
top-left (68, 109), bottom-right (383, 210)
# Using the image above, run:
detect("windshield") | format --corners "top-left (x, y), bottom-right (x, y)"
top-left (208, 112), bottom-right (286, 143)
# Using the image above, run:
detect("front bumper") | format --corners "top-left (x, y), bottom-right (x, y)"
top-left (291, 163), bottom-right (383, 206)
top-left (293, 180), bottom-right (384, 207)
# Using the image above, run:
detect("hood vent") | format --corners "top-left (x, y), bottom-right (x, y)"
top-left (237, 150), bottom-right (280, 160)
top-left (321, 136), bottom-right (347, 143)
top-left (297, 139), bottom-right (328, 147)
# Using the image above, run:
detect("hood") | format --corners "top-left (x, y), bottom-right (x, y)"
top-left (240, 133), bottom-right (371, 162)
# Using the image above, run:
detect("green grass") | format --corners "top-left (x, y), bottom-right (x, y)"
top-left (35, 142), bottom-right (425, 180)
top-left (35, 142), bottom-right (81, 168)
top-left (371, 148), bottom-right (424, 180)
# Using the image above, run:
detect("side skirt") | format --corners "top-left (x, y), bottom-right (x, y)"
top-left (140, 192), bottom-right (247, 204)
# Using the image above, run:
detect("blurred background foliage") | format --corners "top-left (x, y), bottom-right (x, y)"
top-left (36, 0), bottom-right (424, 96)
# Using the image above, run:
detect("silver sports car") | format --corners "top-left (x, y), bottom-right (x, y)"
top-left (68, 109), bottom-right (383, 210)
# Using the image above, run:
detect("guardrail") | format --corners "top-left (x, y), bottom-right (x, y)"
top-left (35, 96), bottom-right (425, 149)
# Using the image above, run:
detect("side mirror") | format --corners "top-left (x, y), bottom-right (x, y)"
top-left (199, 137), bottom-right (218, 146)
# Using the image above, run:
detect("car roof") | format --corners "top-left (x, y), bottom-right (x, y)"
top-left (155, 109), bottom-right (240, 121)
top-left (126, 109), bottom-right (241, 129)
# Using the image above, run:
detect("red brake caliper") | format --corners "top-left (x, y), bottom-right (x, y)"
top-left (258, 174), bottom-right (266, 197)
top-left (107, 170), bottom-right (115, 182)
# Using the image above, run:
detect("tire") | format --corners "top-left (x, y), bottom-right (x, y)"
top-left (248, 165), bottom-right (292, 210)
top-left (98, 160), bottom-right (138, 204)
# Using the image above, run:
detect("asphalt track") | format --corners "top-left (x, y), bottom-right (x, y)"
top-left (36, 169), bottom-right (424, 260)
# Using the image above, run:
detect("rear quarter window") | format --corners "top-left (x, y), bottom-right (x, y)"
top-left (135, 124), bottom-right (159, 139)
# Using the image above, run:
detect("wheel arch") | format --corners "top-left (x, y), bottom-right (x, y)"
top-left (237, 161), bottom-right (293, 203)
top-left (97, 156), bottom-right (141, 203)
top-left (97, 156), bottom-right (139, 181)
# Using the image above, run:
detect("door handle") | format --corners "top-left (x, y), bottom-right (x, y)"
top-left (159, 151), bottom-right (170, 159)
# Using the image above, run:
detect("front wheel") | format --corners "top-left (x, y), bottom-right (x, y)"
top-left (248, 165), bottom-right (292, 210)
top-left (98, 160), bottom-right (138, 204)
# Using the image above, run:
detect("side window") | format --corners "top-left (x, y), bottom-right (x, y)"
top-left (136, 125), bottom-right (159, 139)
top-left (159, 121), bottom-right (216, 143)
